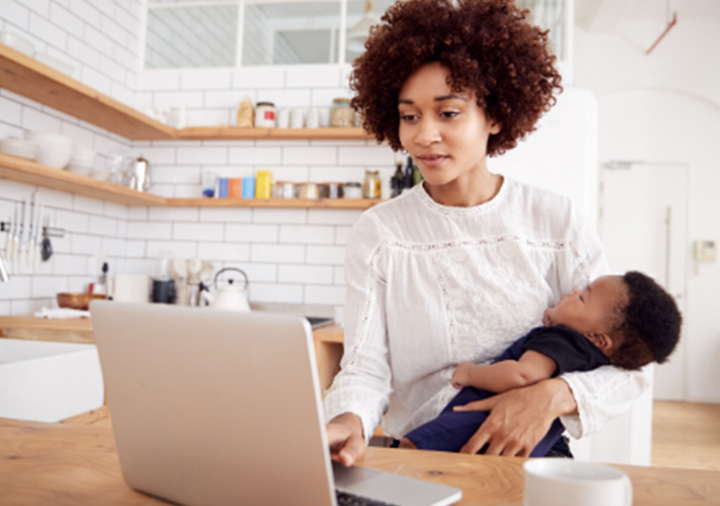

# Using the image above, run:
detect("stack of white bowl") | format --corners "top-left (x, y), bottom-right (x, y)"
top-left (0, 138), bottom-right (39, 160)
top-left (24, 131), bottom-right (74, 170)
top-left (67, 146), bottom-right (97, 176)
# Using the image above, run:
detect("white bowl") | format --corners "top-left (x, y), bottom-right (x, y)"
top-left (37, 148), bottom-right (73, 169)
top-left (70, 153), bottom-right (96, 164)
top-left (89, 169), bottom-right (111, 181)
top-left (2, 137), bottom-right (38, 150)
top-left (67, 164), bottom-right (92, 176)
top-left (0, 138), bottom-right (39, 160)
top-left (0, 31), bottom-right (34, 57)
top-left (0, 148), bottom-right (36, 160)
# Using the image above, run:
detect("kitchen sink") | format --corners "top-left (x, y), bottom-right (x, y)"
top-left (0, 339), bottom-right (104, 422)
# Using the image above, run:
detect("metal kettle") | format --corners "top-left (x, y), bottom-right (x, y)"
top-left (201, 267), bottom-right (250, 311)
top-left (129, 156), bottom-right (151, 192)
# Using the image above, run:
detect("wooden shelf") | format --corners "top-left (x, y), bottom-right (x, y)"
top-left (0, 44), bottom-right (174, 141)
top-left (166, 197), bottom-right (383, 209)
top-left (175, 126), bottom-right (373, 141)
top-left (0, 153), bottom-right (384, 209)
top-left (0, 153), bottom-right (166, 206)
top-left (0, 43), bottom-right (374, 143)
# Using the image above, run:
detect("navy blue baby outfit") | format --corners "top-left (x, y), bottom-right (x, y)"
top-left (403, 325), bottom-right (610, 457)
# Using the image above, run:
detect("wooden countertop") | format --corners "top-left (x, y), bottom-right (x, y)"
top-left (1, 416), bottom-right (718, 505)
top-left (0, 315), bottom-right (345, 343)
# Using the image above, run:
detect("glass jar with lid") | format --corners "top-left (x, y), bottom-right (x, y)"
top-left (255, 102), bottom-right (276, 128)
top-left (362, 170), bottom-right (381, 198)
top-left (343, 182), bottom-right (362, 199)
top-left (329, 98), bottom-right (355, 128)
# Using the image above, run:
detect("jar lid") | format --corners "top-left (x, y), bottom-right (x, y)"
top-left (256, 101), bottom-right (275, 107)
top-left (365, 170), bottom-right (379, 175)
top-left (344, 182), bottom-right (361, 187)
top-left (332, 98), bottom-right (351, 105)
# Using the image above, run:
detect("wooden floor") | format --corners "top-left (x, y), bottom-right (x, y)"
top-left (64, 401), bottom-right (720, 471)
top-left (652, 400), bottom-right (720, 471)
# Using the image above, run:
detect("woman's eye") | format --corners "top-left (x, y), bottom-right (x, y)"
top-left (441, 111), bottom-right (459, 119)
top-left (399, 114), bottom-right (418, 122)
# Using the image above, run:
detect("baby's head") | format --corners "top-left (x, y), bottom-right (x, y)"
top-left (543, 272), bottom-right (681, 369)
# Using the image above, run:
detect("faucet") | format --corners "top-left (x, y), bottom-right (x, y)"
top-left (0, 253), bottom-right (9, 282)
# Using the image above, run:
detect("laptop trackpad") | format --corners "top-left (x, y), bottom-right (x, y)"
top-left (333, 461), bottom-right (461, 506)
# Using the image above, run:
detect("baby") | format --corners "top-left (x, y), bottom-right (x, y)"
top-left (401, 271), bottom-right (682, 455)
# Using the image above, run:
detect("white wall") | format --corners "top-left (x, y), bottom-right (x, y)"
top-left (574, 10), bottom-right (720, 403)
top-left (0, 0), bottom-right (396, 320)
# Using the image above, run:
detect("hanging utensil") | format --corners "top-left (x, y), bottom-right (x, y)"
top-left (5, 204), bottom-right (17, 265)
top-left (41, 214), bottom-right (53, 262)
top-left (31, 203), bottom-right (42, 272)
top-left (19, 197), bottom-right (30, 272)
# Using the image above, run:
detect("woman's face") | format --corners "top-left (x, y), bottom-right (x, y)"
top-left (397, 62), bottom-right (501, 193)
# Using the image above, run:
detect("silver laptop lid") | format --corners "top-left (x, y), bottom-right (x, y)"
top-left (91, 301), bottom-right (336, 506)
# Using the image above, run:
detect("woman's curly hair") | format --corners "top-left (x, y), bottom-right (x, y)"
top-left (350, 0), bottom-right (562, 155)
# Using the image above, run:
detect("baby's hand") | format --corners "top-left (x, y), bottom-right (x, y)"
top-left (451, 362), bottom-right (475, 389)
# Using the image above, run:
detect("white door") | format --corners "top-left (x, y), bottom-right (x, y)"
top-left (598, 162), bottom-right (688, 400)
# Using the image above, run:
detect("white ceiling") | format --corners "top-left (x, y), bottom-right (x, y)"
top-left (576, 0), bottom-right (720, 31)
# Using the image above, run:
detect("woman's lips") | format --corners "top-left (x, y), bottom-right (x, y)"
top-left (417, 154), bottom-right (448, 168)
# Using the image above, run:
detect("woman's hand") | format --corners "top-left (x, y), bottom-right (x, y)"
top-left (326, 412), bottom-right (367, 467)
top-left (453, 378), bottom-right (577, 457)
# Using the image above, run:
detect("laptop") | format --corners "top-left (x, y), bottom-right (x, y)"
top-left (90, 301), bottom-right (462, 506)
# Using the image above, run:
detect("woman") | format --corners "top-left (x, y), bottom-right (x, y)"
top-left (326, 0), bottom-right (649, 466)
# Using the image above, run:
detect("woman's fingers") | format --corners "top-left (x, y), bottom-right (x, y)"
top-left (453, 380), bottom-right (573, 457)
top-left (327, 413), bottom-right (367, 467)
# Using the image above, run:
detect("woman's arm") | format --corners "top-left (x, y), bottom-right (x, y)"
top-left (324, 213), bottom-right (392, 448)
top-left (451, 351), bottom-right (557, 392)
top-left (453, 377), bottom-right (577, 456)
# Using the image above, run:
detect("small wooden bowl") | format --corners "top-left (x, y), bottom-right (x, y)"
top-left (56, 293), bottom-right (106, 310)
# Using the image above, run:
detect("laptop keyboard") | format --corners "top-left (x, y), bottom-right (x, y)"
top-left (336, 490), bottom-right (398, 506)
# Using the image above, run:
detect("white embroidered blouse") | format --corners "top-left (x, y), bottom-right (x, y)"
top-left (324, 178), bottom-right (649, 442)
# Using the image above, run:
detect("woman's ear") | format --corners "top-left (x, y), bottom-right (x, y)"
top-left (587, 332), bottom-right (613, 352)
top-left (489, 119), bottom-right (502, 135)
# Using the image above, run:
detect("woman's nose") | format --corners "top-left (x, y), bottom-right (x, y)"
top-left (414, 119), bottom-right (441, 146)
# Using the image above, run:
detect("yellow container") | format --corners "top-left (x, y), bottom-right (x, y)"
top-left (255, 170), bottom-right (272, 199)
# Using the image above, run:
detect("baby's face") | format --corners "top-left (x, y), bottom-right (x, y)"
top-left (543, 275), bottom-right (627, 336)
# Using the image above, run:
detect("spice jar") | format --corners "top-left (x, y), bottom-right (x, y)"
top-left (362, 170), bottom-right (381, 198)
top-left (329, 98), bottom-right (355, 128)
top-left (255, 102), bottom-right (276, 128)
top-left (343, 182), bottom-right (362, 199)
top-left (275, 181), bottom-right (296, 199)
top-left (236, 96), bottom-right (253, 128)
top-left (319, 182), bottom-right (343, 199)
top-left (255, 170), bottom-right (272, 199)
top-left (297, 182), bottom-right (319, 199)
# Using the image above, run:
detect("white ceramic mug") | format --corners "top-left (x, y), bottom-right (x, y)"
top-left (108, 274), bottom-right (151, 303)
top-left (523, 459), bottom-right (632, 506)
top-left (306, 108), bottom-right (319, 128)
top-left (290, 108), bottom-right (304, 128)
top-left (276, 108), bottom-right (290, 128)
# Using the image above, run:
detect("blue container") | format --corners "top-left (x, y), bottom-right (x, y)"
top-left (242, 177), bottom-right (256, 198)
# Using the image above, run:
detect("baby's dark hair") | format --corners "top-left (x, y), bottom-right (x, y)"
top-left (609, 271), bottom-right (682, 370)
top-left (350, 0), bottom-right (562, 155)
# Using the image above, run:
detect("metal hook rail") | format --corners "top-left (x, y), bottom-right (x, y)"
top-left (0, 221), bottom-right (66, 238)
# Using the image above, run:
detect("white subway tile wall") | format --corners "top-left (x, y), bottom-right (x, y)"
top-left (0, 0), bottom-right (402, 318)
